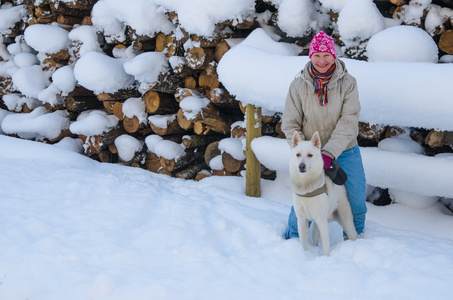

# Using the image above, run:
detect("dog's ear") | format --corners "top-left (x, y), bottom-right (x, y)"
top-left (292, 131), bottom-right (302, 148)
top-left (311, 131), bottom-right (321, 149)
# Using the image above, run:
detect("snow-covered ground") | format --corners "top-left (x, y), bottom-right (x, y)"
top-left (1, 135), bottom-right (453, 300)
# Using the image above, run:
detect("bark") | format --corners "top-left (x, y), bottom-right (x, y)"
top-left (175, 162), bottom-right (208, 180)
top-left (65, 96), bottom-right (103, 112)
top-left (57, 14), bottom-right (83, 26)
top-left (195, 170), bottom-right (211, 181)
top-left (207, 88), bottom-right (239, 109)
top-left (204, 141), bottom-right (221, 166)
top-left (190, 103), bottom-right (233, 135)
top-left (145, 152), bottom-right (162, 172)
top-left (231, 123), bottom-right (246, 138)
top-left (97, 89), bottom-right (141, 101)
top-left (150, 72), bottom-right (185, 94)
top-left (358, 122), bottom-right (387, 143)
top-left (182, 134), bottom-right (223, 149)
top-left (82, 125), bottom-right (127, 156)
top-left (175, 87), bottom-right (203, 103)
top-left (160, 149), bottom-right (204, 172)
top-left (68, 86), bottom-right (96, 97)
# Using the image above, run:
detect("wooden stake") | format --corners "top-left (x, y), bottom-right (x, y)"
top-left (245, 104), bottom-right (261, 197)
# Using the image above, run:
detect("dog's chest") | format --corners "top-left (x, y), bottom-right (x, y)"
top-left (293, 193), bottom-right (338, 221)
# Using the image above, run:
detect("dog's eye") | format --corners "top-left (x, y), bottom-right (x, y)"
top-left (307, 153), bottom-right (313, 158)
top-left (296, 153), bottom-right (301, 157)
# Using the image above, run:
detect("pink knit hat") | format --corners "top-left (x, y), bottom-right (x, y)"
top-left (309, 31), bottom-right (336, 59)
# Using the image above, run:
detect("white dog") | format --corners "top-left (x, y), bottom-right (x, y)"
top-left (289, 131), bottom-right (357, 256)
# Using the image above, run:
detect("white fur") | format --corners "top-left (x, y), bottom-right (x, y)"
top-left (290, 131), bottom-right (357, 256)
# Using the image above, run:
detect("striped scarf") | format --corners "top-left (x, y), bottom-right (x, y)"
top-left (308, 62), bottom-right (336, 106)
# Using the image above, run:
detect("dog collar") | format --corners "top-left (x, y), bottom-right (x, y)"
top-left (295, 183), bottom-right (327, 197)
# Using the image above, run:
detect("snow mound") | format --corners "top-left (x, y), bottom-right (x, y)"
top-left (366, 26), bottom-right (438, 63)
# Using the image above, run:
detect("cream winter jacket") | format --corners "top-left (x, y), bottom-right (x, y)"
top-left (281, 59), bottom-right (360, 159)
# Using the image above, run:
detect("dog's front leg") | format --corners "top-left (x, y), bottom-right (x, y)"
top-left (297, 217), bottom-right (309, 251)
top-left (312, 222), bottom-right (319, 246)
top-left (316, 220), bottom-right (330, 256)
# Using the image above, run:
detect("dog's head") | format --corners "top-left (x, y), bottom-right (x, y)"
top-left (290, 131), bottom-right (322, 174)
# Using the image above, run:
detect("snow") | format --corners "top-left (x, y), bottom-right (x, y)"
top-left (11, 65), bottom-right (50, 98)
top-left (367, 26), bottom-right (439, 63)
top-left (68, 25), bottom-right (103, 58)
top-left (0, 4), bottom-right (27, 35)
top-left (122, 97), bottom-right (147, 123)
top-left (51, 65), bottom-right (77, 95)
top-left (73, 51), bottom-right (135, 94)
top-left (114, 134), bottom-right (143, 162)
top-left (148, 114), bottom-right (176, 129)
top-left (337, 0), bottom-right (385, 46)
top-left (1, 106), bottom-right (69, 140)
top-left (179, 96), bottom-right (211, 120)
top-left (123, 52), bottom-right (169, 92)
top-left (1, 135), bottom-right (453, 299)
top-left (69, 110), bottom-right (119, 136)
top-left (24, 24), bottom-right (71, 54)
top-left (1, 0), bottom-right (453, 298)
top-left (218, 137), bottom-right (246, 161)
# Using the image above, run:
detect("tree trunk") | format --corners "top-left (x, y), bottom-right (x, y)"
top-left (145, 152), bottom-right (162, 173)
top-left (160, 149), bottom-right (204, 172)
top-left (184, 76), bottom-right (197, 89)
top-left (175, 87), bottom-right (203, 103)
top-left (198, 73), bottom-right (220, 89)
top-left (439, 30), bottom-right (453, 54)
top-left (143, 90), bottom-right (178, 114)
top-left (151, 72), bottom-right (185, 94)
top-left (82, 125), bottom-right (127, 156)
top-left (176, 108), bottom-right (194, 130)
top-left (195, 170), bottom-right (211, 181)
top-left (123, 115), bottom-right (145, 133)
top-left (185, 47), bottom-right (215, 69)
top-left (207, 88), bottom-right (239, 109)
top-left (149, 115), bottom-right (185, 136)
top-left (191, 103), bottom-right (232, 135)
top-left (175, 162), bottom-right (208, 180)
top-left (222, 152), bottom-right (245, 173)
top-left (204, 141), bottom-right (221, 166)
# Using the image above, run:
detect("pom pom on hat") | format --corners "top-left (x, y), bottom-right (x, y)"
top-left (309, 31), bottom-right (337, 59)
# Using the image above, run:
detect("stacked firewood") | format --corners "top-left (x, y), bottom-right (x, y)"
top-left (1, 0), bottom-right (452, 182)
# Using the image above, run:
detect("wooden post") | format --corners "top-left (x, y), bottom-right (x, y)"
top-left (246, 104), bottom-right (261, 197)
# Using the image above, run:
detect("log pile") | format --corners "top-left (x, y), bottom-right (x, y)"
top-left (0, 0), bottom-right (452, 184)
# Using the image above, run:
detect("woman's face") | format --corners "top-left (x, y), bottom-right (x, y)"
top-left (311, 52), bottom-right (335, 74)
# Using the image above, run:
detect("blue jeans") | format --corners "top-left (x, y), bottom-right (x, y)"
top-left (285, 144), bottom-right (367, 239)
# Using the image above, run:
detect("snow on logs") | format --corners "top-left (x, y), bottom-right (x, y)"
top-left (1, 0), bottom-right (452, 181)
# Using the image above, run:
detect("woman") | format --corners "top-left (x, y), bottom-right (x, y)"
top-left (281, 31), bottom-right (367, 239)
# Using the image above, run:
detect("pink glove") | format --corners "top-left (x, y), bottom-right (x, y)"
top-left (322, 154), bottom-right (332, 170)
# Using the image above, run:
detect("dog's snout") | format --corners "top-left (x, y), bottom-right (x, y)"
top-left (299, 163), bottom-right (306, 173)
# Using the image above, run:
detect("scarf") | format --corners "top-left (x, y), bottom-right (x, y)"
top-left (308, 62), bottom-right (336, 106)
